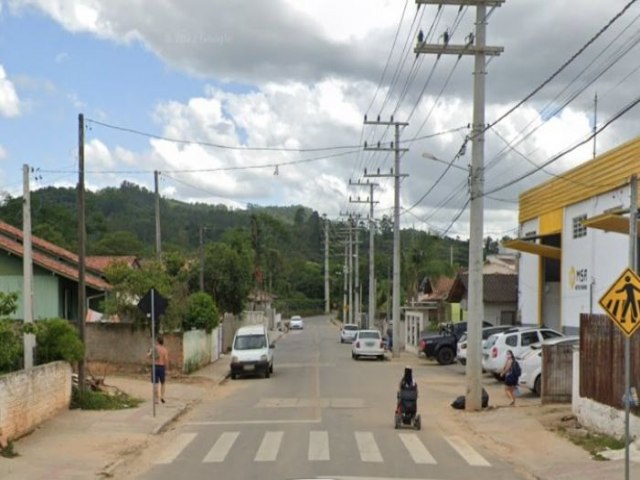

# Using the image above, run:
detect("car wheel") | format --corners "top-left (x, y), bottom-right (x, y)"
top-left (436, 347), bottom-right (455, 365)
top-left (230, 373), bottom-right (236, 380)
top-left (378, 355), bottom-right (384, 361)
top-left (534, 375), bottom-right (541, 397)
top-left (269, 363), bottom-right (274, 374)
top-left (264, 369), bottom-right (270, 379)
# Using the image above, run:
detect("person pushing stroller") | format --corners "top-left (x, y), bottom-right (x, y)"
top-left (395, 366), bottom-right (421, 429)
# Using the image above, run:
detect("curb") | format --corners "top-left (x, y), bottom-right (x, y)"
top-left (152, 402), bottom-right (190, 435)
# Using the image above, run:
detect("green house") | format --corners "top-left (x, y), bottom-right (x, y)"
top-left (0, 220), bottom-right (111, 321)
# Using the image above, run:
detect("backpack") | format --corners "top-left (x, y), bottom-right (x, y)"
top-left (512, 359), bottom-right (521, 378)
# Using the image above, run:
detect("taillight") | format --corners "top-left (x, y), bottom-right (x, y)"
top-left (491, 346), bottom-right (498, 358)
top-left (356, 341), bottom-right (360, 348)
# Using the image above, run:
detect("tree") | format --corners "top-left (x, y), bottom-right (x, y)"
top-left (0, 292), bottom-right (18, 316)
top-left (92, 230), bottom-right (146, 256)
top-left (204, 242), bottom-right (252, 314)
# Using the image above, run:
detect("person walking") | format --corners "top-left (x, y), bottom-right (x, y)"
top-left (147, 336), bottom-right (169, 404)
top-left (500, 350), bottom-right (518, 406)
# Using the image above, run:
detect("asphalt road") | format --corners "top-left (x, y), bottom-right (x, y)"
top-left (135, 316), bottom-right (524, 480)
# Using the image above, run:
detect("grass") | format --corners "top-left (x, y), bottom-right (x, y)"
top-left (71, 387), bottom-right (143, 410)
top-left (559, 427), bottom-right (626, 460)
top-left (0, 441), bottom-right (19, 458)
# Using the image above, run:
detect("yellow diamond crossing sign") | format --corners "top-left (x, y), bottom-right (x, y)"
top-left (599, 267), bottom-right (640, 337)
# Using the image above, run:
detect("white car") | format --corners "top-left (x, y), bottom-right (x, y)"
top-left (352, 330), bottom-right (385, 360)
top-left (340, 323), bottom-right (359, 343)
top-left (289, 315), bottom-right (304, 329)
top-left (482, 327), bottom-right (563, 376)
top-left (456, 326), bottom-right (512, 365)
top-left (519, 335), bottom-right (579, 396)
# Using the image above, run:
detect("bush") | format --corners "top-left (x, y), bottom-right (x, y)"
top-left (0, 319), bottom-right (22, 374)
top-left (71, 387), bottom-right (142, 410)
top-left (35, 318), bottom-right (84, 365)
top-left (184, 292), bottom-right (219, 332)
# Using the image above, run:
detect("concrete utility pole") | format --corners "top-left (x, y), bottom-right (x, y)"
top-left (154, 170), bottom-right (161, 259)
top-left (77, 113), bottom-right (87, 390)
top-left (22, 164), bottom-right (34, 369)
top-left (349, 182), bottom-right (379, 329)
top-left (364, 116), bottom-right (409, 357)
top-left (415, 0), bottom-right (504, 410)
top-left (199, 226), bottom-right (205, 291)
top-left (625, 175), bottom-right (637, 480)
top-left (324, 215), bottom-right (330, 314)
top-left (354, 226), bottom-right (361, 326)
top-left (342, 240), bottom-right (348, 323)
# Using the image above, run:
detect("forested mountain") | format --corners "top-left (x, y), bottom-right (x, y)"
top-left (0, 182), bottom-right (485, 317)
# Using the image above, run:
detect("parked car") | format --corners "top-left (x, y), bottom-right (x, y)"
top-left (340, 323), bottom-right (359, 343)
top-left (352, 329), bottom-right (385, 360)
top-left (230, 325), bottom-right (275, 379)
top-left (519, 335), bottom-right (579, 396)
top-left (456, 325), bottom-right (513, 365)
top-left (289, 315), bottom-right (304, 329)
top-left (482, 327), bottom-right (563, 376)
top-left (419, 321), bottom-right (493, 365)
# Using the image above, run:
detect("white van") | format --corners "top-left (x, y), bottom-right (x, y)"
top-left (230, 325), bottom-right (274, 379)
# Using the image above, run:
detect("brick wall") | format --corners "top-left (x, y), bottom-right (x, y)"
top-left (0, 361), bottom-right (72, 440)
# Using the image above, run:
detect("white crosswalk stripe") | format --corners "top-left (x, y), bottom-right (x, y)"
top-left (203, 431), bottom-right (239, 463)
top-left (354, 431), bottom-right (383, 463)
top-left (254, 431), bottom-right (283, 462)
top-left (154, 432), bottom-right (197, 465)
top-left (308, 430), bottom-right (330, 461)
top-left (157, 429), bottom-right (492, 468)
top-left (444, 435), bottom-right (491, 467)
top-left (398, 433), bottom-right (436, 464)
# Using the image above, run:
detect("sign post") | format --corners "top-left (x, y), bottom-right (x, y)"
top-left (598, 174), bottom-right (638, 480)
top-left (137, 288), bottom-right (169, 418)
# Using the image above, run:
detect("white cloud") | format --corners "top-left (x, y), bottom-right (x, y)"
top-left (0, 65), bottom-right (21, 117)
top-left (0, 144), bottom-right (7, 160)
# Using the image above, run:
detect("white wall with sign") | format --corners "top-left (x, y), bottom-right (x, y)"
top-left (517, 219), bottom-right (541, 328)
top-left (562, 188), bottom-right (630, 333)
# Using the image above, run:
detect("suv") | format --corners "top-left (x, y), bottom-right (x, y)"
top-left (419, 320), bottom-right (493, 365)
top-left (456, 325), bottom-right (512, 365)
top-left (482, 326), bottom-right (563, 376)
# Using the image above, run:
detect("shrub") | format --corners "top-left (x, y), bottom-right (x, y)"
top-left (71, 387), bottom-right (142, 410)
top-left (184, 292), bottom-right (219, 332)
top-left (0, 319), bottom-right (22, 374)
top-left (35, 318), bottom-right (85, 365)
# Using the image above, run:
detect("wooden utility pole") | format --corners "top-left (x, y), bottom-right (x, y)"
top-left (77, 113), bottom-right (87, 390)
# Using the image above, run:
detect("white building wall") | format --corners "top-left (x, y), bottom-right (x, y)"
top-left (562, 187), bottom-right (630, 333)
top-left (517, 219), bottom-right (540, 327)
top-left (404, 311), bottom-right (424, 355)
top-left (483, 303), bottom-right (514, 325)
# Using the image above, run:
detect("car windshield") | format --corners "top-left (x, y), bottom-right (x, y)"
top-left (458, 333), bottom-right (467, 343)
top-left (344, 325), bottom-right (358, 331)
top-left (358, 331), bottom-right (380, 339)
top-left (234, 334), bottom-right (266, 350)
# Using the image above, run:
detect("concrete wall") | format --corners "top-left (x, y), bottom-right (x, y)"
top-left (182, 329), bottom-right (211, 373)
top-left (572, 350), bottom-right (640, 441)
top-left (0, 362), bottom-right (72, 440)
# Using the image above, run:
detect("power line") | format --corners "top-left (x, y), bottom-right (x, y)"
top-left (86, 118), bottom-right (360, 153)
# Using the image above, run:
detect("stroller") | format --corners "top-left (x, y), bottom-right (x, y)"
top-left (394, 383), bottom-right (421, 430)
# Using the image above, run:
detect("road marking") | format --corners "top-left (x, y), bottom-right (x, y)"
top-left (308, 430), bottom-right (330, 461)
top-left (354, 431), bottom-right (383, 463)
top-left (153, 432), bottom-right (197, 464)
top-left (203, 431), bottom-right (239, 463)
top-left (444, 435), bottom-right (491, 466)
top-left (398, 433), bottom-right (436, 464)
top-left (254, 431), bottom-right (283, 462)
top-left (256, 397), bottom-right (364, 409)
top-left (186, 418), bottom-right (321, 426)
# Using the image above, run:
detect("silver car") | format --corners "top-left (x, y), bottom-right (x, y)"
top-left (340, 323), bottom-right (359, 343)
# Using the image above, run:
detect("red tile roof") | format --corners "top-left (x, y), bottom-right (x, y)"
top-left (86, 256), bottom-right (139, 272)
top-left (0, 220), bottom-right (111, 291)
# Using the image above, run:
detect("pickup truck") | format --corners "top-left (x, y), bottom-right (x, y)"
top-left (419, 321), bottom-right (493, 365)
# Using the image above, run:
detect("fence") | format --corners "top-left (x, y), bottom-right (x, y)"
top-left (541, 343), bottom-right (574, 403)
top-left (579, 313), bottom-right (640, 414)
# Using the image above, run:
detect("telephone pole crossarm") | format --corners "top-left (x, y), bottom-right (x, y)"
top-left (414, 44), bottom-right (503, 56)
top-left (415, 0), bottom-right (505, 6)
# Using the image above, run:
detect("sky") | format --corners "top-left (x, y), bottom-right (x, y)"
top-left (2, 0), bottom-right (640, 240)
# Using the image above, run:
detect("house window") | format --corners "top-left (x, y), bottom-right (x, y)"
top-left (573, 214), bottom-right (587, 239)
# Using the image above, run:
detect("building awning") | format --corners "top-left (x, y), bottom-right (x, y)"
top-left (582, 211), bottom-right (639, 235)
top-left (502, 239), bottom-right (562, 260)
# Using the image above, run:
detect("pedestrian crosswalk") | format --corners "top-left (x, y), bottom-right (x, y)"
top-left (154, 429), bottom-right (491, 467)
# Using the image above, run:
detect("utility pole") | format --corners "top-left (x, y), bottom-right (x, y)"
top-left (349, 182), bottom-right (379, 329)
top-left (354, 225), bottom-right (360, 327)
top-left (348, 218), bottom-right (354, 324)
top-left (415, 0), bottom-right (504, 410)
top-left (364, 116), bottom-right (409, 357)
top-left (154, 170), bottom-right (161, 259)
top-left (22, 164), bottom-right (34, 369)
top-left (77, 113), bottom-right (87, 390)
top-left (342, 240), bottom-right (348, 323)
top-left (199, 226), bottom-right (205, 291)
top-left (593, 92), bottom-right (598, 159)
top-left (324, 215), bottom-right (330, 314)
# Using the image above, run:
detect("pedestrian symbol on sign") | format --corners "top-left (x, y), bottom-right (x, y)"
top-left (599, 267), bottom-right (640, 337)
